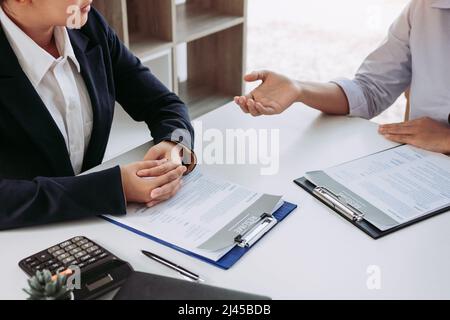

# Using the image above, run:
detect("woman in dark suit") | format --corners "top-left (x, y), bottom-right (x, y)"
top-left (0, 0), bottom-right (195, 229)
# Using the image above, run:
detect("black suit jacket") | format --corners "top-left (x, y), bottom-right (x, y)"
top-left (0, 8), bottom-right (194, 230)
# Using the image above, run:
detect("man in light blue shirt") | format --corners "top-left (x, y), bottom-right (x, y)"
top-left (235, 0), bottom-right (450, 154)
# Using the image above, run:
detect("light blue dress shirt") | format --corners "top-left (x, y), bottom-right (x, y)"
top-left (333, 0), bottom-right (450, 124)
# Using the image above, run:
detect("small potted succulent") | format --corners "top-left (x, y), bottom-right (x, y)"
top-left (23, 269), bottom-right (74, 300)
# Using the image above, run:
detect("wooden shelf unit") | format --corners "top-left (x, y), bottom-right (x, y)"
top-left (94, 0), bottom-right (247, 159)
top-left (95, 0), bottom-right (247, 118)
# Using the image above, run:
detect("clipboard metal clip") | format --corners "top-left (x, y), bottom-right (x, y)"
top-left (234, 213), bottom-right (277, 248)
top-left (313, 186), bottom-right (365, 222)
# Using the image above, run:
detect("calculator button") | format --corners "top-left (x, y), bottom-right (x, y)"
top-left (86, 246), bottom-right (99, 253)
top-left (74, 251), bottom-right (87, 259)
top-left (98, 253), bottom-right (109, 260)
top-left (28, 260), bottom-right (39, 268)
top-left (59, 241), bottom-right (72, 248)
top-left (70, 248), bottom-right (82, 255)
top-left (71, 236), bottom-right (84, 243)
top-left (36, 252), bottom-right (52, 262)
top-left (57, 253), bottom-right (70, 261)
top-left (81, 242), bottom-right (93, 250)
top-left (62, 256), bottom-right (76, 265)
top-left (76, 239), bottom-right (89, 246)
top-left (48, 262), bottom-right (62, 271)
top-left (65, 244), bottom-right (77, 252)
top-left (79, 254), bottom-right (92, 262)
top-left (46, 259), bottom-right (56, 265)
top-left (48, 246), bottom-right (61, 254)
top-left (77, 262), bottom-right (87, 269)
top-left (87, 257), bottom-right (97, 265)
top-left (52, 249), bottom-right (65, 257)
top-left (24, 257), bottom-right (34, 264)
top-left (34, 263), bottom-right (47, 272)
top-left (91, 249), bottom-right (104, 257)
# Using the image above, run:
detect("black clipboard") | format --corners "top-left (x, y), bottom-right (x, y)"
top-left (294, 177), bottom-right (450, 239)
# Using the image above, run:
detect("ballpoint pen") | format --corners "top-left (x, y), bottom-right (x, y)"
top-left (141, 250), bottom-right (204, 282)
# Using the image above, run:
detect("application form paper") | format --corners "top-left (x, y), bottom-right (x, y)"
top-left (104, 170), bottom-right (282, 261)
top-left (311, 145), bottom-right (450, 226)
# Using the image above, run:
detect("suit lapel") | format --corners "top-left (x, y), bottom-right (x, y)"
top-left (0, 25), bottom-right (113, 176)
top-left (0, 26), bottom-right (74, 176)
top-left (68, 29), bottom-right (113, 172)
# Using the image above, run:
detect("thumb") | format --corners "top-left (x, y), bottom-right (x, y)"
top-left (244, 70), bottom-right (268, 82)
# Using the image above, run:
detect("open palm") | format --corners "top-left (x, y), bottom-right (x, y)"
top-left (234, 70), bottom-right (301, 116)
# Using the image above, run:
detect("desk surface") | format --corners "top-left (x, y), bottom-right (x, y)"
top-left (2, 103), bottom-right (449, 300)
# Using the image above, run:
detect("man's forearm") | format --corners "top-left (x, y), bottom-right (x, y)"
top-left (296, 81), bottom-right (350, 115)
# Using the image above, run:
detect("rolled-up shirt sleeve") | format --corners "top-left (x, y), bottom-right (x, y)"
top-left (331, 1), bottom-right (414, 119)
top-left (332, 78), bottom-right (369, 118)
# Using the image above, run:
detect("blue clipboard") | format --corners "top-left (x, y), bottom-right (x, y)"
top-left (102, 201), bottom-right (297, 270)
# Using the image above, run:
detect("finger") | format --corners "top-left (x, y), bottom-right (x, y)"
top-left (237, 96), bottom-right (250, 113)
top-left (146, 182), bottom-right (180, 207)
top-left (379, 121), bottom-right (415, 131)
top-left (239, 96), bottom-right (248, 106)
top-left (254, 102), bottom-right (276, 115)
top-left (247, 99), bottom-right (261, 117)
top-left (379, 124), bottom-right (416, 135)
top-left (244, 70), bottom-right (268, 82)
top-left (137, 161), bottom-right (181, 177)
top-left (238, 103), bottom-right (250, 114)
top-left (151, 166), bottom-right (187, 187)
top-left (151, 180), bottom-right (182, 200)
top-left (382, 134), bottom-right (412, 144)
top-left (404, 117), bottom-right (430, 124)
top-left (148, 183), bottom-right (182, 206)
top-left (151, 178), bottom-right (182, 199)
top-left (144, 145), bottom-right (165, 161)
top-left (234, 96), bottom-right (242, 106)
top-left (135, 159), bottom-right (167, 171)
top-left (244, 72), bottom-right (259, 82)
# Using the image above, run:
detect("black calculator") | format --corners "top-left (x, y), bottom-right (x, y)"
top-left (19, 236), bottom-right (134, 300)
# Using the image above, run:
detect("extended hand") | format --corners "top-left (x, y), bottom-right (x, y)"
top-left (379, 117), bottom-right (450, 154)
top-left (234, 70), bottom-right (301, 116)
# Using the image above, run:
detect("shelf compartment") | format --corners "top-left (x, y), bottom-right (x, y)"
top-left (126, 0), bottom-right (174, 57)
top-left (128, 35), bottom-right (173, 59)
top-left (176, 0), bottom-right (244, 43)
top-left (178, 24), bottom-right (245, 118)
top-left (179, 81), bottom-right (233, 119)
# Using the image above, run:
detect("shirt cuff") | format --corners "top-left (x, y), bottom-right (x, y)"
top-left (331, 78), bottom-right (370, 119)
top-left (181, 146), bottom-right (197, 174)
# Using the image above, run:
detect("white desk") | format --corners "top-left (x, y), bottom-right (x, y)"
top-left (2, 102), bottom-right (450, 300)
